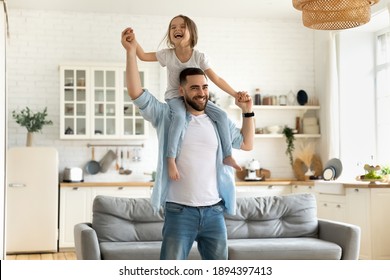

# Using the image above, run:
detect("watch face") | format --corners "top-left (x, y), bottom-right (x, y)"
top-left (323, 167), bottom-right (335, 181)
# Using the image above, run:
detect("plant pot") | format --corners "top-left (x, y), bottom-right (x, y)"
top-left (26, 132), bottom-right (33, 146)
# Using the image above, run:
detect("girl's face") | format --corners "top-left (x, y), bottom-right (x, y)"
top-left (169, 17), bottom-right (191, 47)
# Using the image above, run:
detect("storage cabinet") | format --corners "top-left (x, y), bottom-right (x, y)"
top-left (59, 187), bottom-right (92, 248)
top-left (346, 187), bottom-right (390, 260)
top-left (60, 65), bottom-right (148, 139)
top-left (317, 193), bottom-right (347, 222)
top-left (62, 68), bottom-right (89, 138)
top-left (291, 184), bottom-right (316, 195)
top-left (59, 185), bottom-right (152, 249)
top-left (236, 185), bottom-right (291, 197)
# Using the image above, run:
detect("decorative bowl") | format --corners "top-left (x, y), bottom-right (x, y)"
top-left (266, 125), bottom-right (281, 134)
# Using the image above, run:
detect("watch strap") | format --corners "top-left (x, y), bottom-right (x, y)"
top-left (242, 112), bottom-right (255, 118)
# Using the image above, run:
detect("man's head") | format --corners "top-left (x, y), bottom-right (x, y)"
top-left (179, 68), bottom-right (209, 114)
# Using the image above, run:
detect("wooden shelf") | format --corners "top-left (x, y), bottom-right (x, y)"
top-left (255, 134), bottom-right (321, 139)
top-left (230, 105), bottom-right (320, 110)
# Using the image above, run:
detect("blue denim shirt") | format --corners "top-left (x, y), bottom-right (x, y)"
top-left (133, 89), bottom-right (243, 215)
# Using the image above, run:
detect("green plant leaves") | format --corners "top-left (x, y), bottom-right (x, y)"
top-left (282, 126), bottom-right (295, 167)
top-left (12, 107), bottom-right (53, 133)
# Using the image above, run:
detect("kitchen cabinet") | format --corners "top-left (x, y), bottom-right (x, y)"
top-left (230, 105), bottom-right (321, 139)
top-left (236, 184), bottom-right (291, 197)
top-left (346, 187), bottom-right (390, 260)
top-left (317, 193), bottom-right (347, 222)
top-left (90, 186), bottom-right (152, 200)
top-left (59, 184), bottom-right (152, 249)
top-left (59, 65), bottom-right (148, 140)
top-left (291, 184), bottom-right (316, 194)
top-left (59, 187), bottom-right (92, 249)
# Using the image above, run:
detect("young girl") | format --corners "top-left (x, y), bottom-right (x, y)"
top-left (127, 15), bottom-right (248, 180)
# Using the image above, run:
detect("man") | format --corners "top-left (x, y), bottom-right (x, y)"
top-left (121, 28), bottom-right (254, 260)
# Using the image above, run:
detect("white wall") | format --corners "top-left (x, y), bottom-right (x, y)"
top-left (6, 9), bottom-right (315, 180)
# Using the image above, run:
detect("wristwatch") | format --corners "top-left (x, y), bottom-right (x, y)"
top-left (242, 112), bottom-right (255, 118)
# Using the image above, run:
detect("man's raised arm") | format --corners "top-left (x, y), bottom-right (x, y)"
top-left (121, 28), bottom-right (144, 100)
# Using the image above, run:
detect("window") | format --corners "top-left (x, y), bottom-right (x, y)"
top-left (375, 29), bottom-right (390, 164)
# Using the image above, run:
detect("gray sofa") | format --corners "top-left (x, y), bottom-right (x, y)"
top-left (74, 193), bottom-right (360, 260)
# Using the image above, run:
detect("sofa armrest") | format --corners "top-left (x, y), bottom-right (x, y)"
top-left (74, 223), bottom-right (101, 260)
top-left (317, 219), bottom-right (361, 260)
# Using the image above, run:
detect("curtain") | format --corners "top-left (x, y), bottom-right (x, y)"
top-left (325, 32), bottom-right (340, 160)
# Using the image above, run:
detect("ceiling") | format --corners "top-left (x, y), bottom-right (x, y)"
top-left (7, 0), bottom-right (300, 20)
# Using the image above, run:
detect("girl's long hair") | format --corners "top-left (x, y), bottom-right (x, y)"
top-left (161, 15), bottom-right (198, 49)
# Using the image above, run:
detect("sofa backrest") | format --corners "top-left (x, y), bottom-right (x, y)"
top-left (92, 193), bottom-right (318, 243)
top-left (92, 195), bottom-right (164, 242)
top-left (225, 193), bottom-right (318, 239)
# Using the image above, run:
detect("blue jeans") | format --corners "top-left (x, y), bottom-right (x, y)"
top-left (160, 202), bottom-right (228, 260)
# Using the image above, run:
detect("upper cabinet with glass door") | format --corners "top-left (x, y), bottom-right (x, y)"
top-left (60, 67), bottom-right (90, 139)
top-left (91, 68), bottom-right (119, 139)
top-left (122, 70), bottom-right (148, 138)
top-left (60, 65), bottom-right (148, 139)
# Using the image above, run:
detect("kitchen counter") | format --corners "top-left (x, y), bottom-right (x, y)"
top-left (60, 179), bottom-right (314, 188)
top-left (60, 181), bottom-right (154, 187)
top-left (343, 182), bottom-right (390, 188)
top-left (60, 180), bottom-right (389, 188)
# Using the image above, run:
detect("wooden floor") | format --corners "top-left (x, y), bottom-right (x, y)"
top-left (6, 251), bottom-right (77, 260)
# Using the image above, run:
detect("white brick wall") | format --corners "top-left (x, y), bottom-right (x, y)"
top-left (7, 9), bottom-right (315, 180)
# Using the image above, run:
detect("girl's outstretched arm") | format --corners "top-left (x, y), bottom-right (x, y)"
top-left (204, 68), bottom-right (245, 99)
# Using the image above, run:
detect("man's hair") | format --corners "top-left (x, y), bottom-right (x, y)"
top-left (179, 68), bottom-right (207, 85)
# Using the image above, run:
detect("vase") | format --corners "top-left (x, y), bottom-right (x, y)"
top-left (26, 132), bottom-right (33, 146)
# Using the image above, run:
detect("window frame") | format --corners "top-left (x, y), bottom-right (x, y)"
top-left (374, 27), bottom-right (390, 164)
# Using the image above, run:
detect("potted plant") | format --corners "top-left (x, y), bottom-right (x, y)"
top-left (381, 165), bottom-right (390, 183)
top-left (12, 106), bottom-right (53, 146)
top-left (282, 126), bottom-right (295, 167)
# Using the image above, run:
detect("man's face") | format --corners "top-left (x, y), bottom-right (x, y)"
top-left (180, 74), bottom-right (209, 113)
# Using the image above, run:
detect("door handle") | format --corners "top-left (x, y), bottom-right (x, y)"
top-left (8, 183), bottom-right (27, 188)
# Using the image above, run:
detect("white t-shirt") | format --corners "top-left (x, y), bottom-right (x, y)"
top-left (156, 48), bottom-right (211, 100)
top-left (167, 114), bottom-right (220, 207)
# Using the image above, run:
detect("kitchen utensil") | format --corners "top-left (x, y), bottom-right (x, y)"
top-left (85, 147), bottom-right (100, 175)
top-left (322, 166), bottom-right (336, 181)
top-left (245, 159), bottom-right (262, 181)
top-left (287, 90), bottom-right (296, 105)
top-left (99, 149), bottom-right (117, 173)
top-left (266, 125), bottom-right (281, 134)
top-left (279, 95), bottom-right (287, 106)
top-left (115, 149), bottom-right (119, 170)
top-left (323, 158), bottom-right (343, 180)
top-left (262, 96), bottom-right (272, 105)
top-left (297, 90), bottom-right (308, 105)
top-left (119, 150), bottom-right (124, 174)
top-left (123, 150), bottom-right (132, 175)
top-left (63, 167), bottom-right (83, 182)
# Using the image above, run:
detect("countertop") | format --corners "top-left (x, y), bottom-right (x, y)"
top-left (60, 179), bottom-right (390, 188)
top-left (60, 179), bottom-right (314, 188)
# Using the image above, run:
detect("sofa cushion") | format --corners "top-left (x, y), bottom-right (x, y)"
top-left (99, 241), bottom-right (201, 260)
top-left (228, 238), bottom-right (342, 260)
top-left (92, 196), bottom-right (164, 242)
top-left (225, 194), bottom-right (318, 239)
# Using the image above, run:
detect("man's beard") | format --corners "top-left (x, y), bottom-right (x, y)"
top-left (184, 94), bottom-right (208, 111)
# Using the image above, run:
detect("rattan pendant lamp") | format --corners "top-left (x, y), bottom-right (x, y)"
top-left (293, 0), bottom-right (380, 30)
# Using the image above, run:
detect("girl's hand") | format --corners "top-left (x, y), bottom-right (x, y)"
top-left (237, 91), bottom-right (250, 102)
top-left (121, 28), bottom-right (136, 51)
top-left (235, 92), bottom-right (253, 113)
